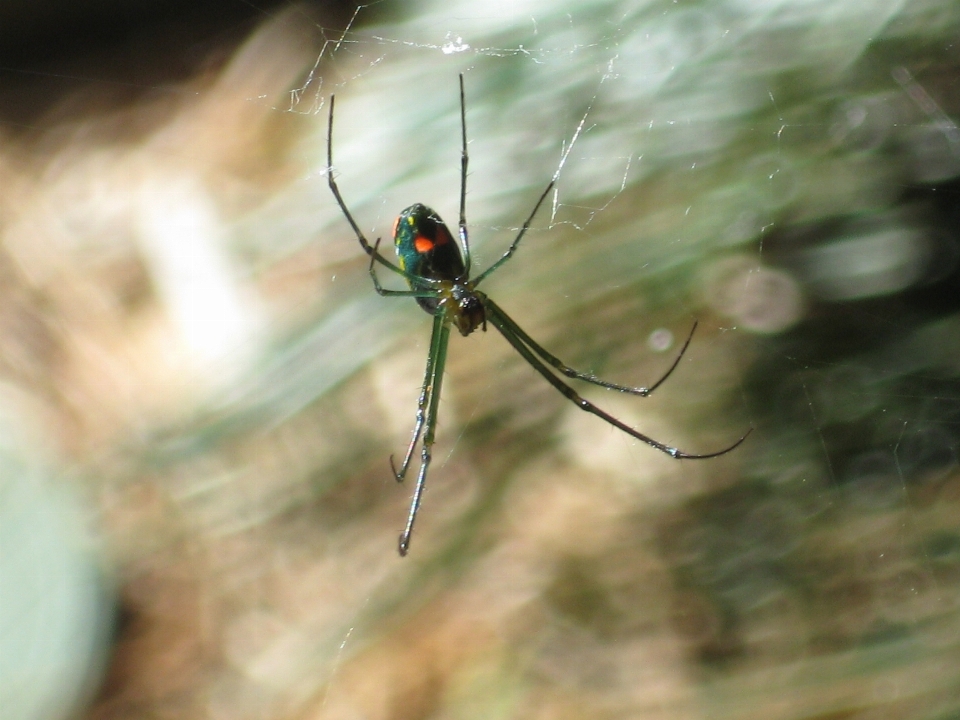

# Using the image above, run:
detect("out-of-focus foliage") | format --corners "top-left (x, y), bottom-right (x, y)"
top-left (2, 1), bottom-right (960, 719)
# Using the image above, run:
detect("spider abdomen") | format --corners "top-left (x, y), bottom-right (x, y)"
top-left (393, 204), bottom-right (466, 288)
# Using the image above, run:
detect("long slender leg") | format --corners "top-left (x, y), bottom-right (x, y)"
top-left (368, 238), bottom-right (441, 300)
top-left (487, 297), bottom-right (697, 397)
top-left (472, 177), bottom-right (555, 286)
top-left (398, 316), bottom-right (452, 556)
top-left (485, 302), bottom-right (751, 459)
top-left (457, 74), bottom-right (471, 276)
top-left (391, 310), bottom-right (446, 481)
top-left (327, 95), bottom-right (440, 288)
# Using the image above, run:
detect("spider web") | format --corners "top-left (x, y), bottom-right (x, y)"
top-left (229, 4), bottom-right (960, 718)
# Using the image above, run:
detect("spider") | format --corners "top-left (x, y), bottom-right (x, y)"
top-left (326, 74), bottom-right (749, 556)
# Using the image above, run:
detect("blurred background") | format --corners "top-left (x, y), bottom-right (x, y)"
top-left (2, 1), bottom-right (960, 719)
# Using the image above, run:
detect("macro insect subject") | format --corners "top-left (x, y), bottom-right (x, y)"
top-left (326, 75), bottom-right (749, 556)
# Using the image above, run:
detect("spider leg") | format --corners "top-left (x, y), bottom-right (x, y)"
top-left (368, 238), bottom-right (442, 299)
top-left (484, 300), bottom-right (751, 459)
top-left (327, 95), bottom-right (442, 288)
top-left (392, 310), bottom-right (445, 480)
top-left (472, 177), bottom-right (555, 286)
top-left (490, 306), bottom-right (698, 397)
top-left (457, 74), bottom-right (471, 277)
top-left (396, 311), bottom-right (451, 556)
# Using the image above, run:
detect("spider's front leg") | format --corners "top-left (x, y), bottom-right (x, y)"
top-left (391, 312), bottom-right (446, 480)
top-left (483, 298), bottom-right (752, 460)
top-left (491, 307), bottom-right (699, 397)
top-left (396, 311), bottom-right (451, 556)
